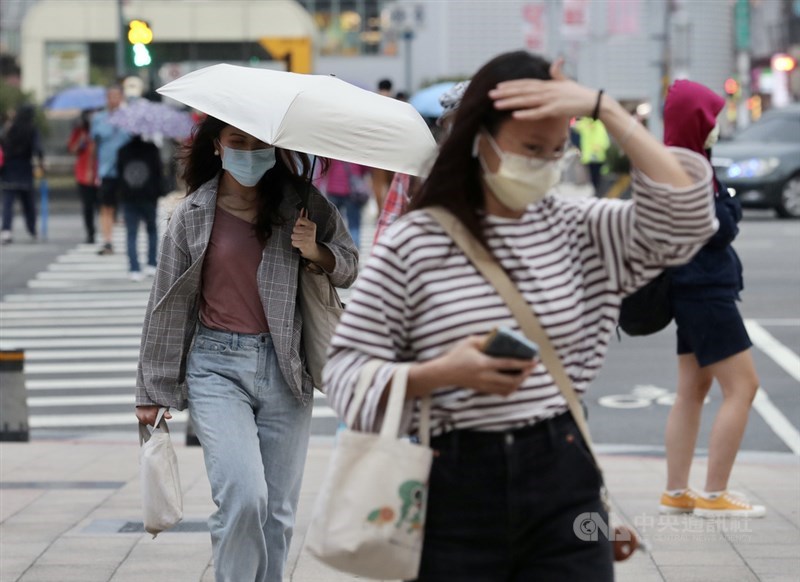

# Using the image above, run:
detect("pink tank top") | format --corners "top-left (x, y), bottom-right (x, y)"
top-left (199, 207), bottom-right (270, 334)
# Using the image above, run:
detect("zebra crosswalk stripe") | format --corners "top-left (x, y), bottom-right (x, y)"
top-left (0, 207), bottom-right (378, 433)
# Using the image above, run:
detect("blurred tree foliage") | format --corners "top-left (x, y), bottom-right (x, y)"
top-left (0, 83), bottom-right (30, 121)
top-left (89, 65), bottom-right (115, 88)
top-left (0, 84), bottom-right (49, 136)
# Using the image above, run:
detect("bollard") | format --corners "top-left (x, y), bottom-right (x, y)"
top-left (39, 178), bottom-right (49, 241)
top-left (185, 416), bottom-right (201, 447)
top-left (0, 349), bottom-right (29, 441)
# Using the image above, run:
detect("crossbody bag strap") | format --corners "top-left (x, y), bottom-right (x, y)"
top-left (425, 207), bottom-right (603, 475)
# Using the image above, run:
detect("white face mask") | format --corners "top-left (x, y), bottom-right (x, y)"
top-left (476, 132), bottom-right (562, 211)
top-left (704, 124), bottom-right (720, 149)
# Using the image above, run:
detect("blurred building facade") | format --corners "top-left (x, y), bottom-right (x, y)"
top-left (5, 0), bottom-right (799, 134)
top-left (16, 0), bottom-right (316, 101)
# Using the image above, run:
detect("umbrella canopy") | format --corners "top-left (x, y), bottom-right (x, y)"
top-left (45, 86), bottom-right (106, 111)
top-left (157, 64), bottom-right (437, 176)
top-left (107, 99), bottom-right (195, 140)
top-left (409, 82), bottom-right (458, 119)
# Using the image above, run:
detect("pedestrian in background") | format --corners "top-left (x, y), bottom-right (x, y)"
top-left (659, 79), bottom-right (765, 519)
top-left (91, 83), bottom-right (131, 255)
top-left (324, 50), bottom-right (717, 581)
top-left (371, 78), bottom-right (397, 210)
top-left (67, 110), bottom-right (98, 244)
top-left (135, 116), bottom-right (358, 582)
top-left (0, 104), bottom-right (42, 245)
top-left (574, 115), bottom-right (610, 196)
top-left (321, 159), bottom-right (370, 249)
top-left (377, 78), bottom-right (393, 97)
top-left (374, 80), bottom-right (469, 244)
top-left (117, 134), bottom-right (162, 281)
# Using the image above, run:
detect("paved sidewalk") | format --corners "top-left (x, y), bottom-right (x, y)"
top-left (1, 436), bottom-right (798, 582)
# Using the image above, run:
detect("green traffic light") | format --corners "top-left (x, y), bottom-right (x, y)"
top-left (133, 43), bottom-right (152, 67)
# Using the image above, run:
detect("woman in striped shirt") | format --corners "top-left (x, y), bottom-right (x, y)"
top-left (323, 51), bottom-right (717, 581)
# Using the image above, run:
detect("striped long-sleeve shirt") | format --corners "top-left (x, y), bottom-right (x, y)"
top-left (323, 148), bottom-right (717, 436)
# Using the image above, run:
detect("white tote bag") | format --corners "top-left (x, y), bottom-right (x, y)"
top-left (298, 261), bottom-right (344, 390)
top-left (306, 361), bottom-right (433, 580)
top-left (139, 407), bottom-right (183, 538)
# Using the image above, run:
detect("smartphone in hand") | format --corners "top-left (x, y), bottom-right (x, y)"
top-left (482, 327), bottom-right (539, 374)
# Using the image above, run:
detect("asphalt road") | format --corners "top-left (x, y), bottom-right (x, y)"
top-left (0, 197), bottom-right (797, 453)
top-left (589, 210), bottom-right (800, 454)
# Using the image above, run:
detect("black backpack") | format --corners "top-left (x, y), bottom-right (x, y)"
top-left (618, 270), bottom-right (673, 336)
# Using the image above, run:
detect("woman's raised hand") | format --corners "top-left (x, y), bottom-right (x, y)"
top-left (489, 58), bottom-right (600, 122)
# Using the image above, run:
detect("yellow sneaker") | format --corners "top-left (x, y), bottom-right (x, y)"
top-left (694, 491), bottom-right (766, 518)
top-left (659, 489), bottom-right (699, 514)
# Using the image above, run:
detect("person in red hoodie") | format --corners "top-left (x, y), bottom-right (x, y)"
top-left (658, 80), bottom-right (764, 518)
top-left (67, 110), bottom-right (98, 244)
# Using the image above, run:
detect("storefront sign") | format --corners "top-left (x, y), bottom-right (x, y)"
top-left (608, 0), bottom-right (641, 37)
top-left (45, 42), bottom-right (89, 97)
top-left (561, 0), bottom-right (590, 40)
top-left (522, 2), bottom-right (548, 52)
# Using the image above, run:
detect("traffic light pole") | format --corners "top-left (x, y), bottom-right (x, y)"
top-left (402, 29), bottom-right (414, 94)
top-left (115, 0), bottom-right (127, 79)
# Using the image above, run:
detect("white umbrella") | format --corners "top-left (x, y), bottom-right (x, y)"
top-left (157, 64), bottom-right (437, 176)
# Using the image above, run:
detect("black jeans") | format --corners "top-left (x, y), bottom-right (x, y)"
top-left (121, 201), bottom-right (157, 272)
top-left (77, 184), bottom-right (98, 242)
top-left (588, 162), bottom-right (604, 196)
top-left (412, 413), bottom-right (614, 582)
top-left (1, 186), bottom-right (36, 235)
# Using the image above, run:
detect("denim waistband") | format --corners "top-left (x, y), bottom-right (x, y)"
top-left (196, 323), bottom-right (272, 349)
top-left (430, 412), bottom-right (575, 455)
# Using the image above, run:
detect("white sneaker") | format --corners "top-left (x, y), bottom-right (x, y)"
top-left (0, 230), bottom-right (12, 245)
top-left (144, 265), bottom-right (157, 277)
top-left (129, 271), bottom-right (144, 282)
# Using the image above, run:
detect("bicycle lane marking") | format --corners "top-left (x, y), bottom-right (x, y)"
top-left (745, 319), bottom-right (800, 455)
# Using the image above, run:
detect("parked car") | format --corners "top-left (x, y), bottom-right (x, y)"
top-left (712, 103), bottom-right (800, 218)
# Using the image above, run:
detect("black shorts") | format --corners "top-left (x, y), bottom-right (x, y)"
top-left (98, 178), bottom-right (120, 207)
top-left (674, 296), bottom-right (752, 367)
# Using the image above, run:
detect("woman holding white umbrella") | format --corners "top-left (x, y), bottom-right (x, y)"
top-left (134, 115), bottom-right (358, 582)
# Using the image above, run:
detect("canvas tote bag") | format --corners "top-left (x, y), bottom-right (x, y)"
top-left (306, 361), bottom-right (433, 579)
top-left (139, 407), bottom-right (183, 538)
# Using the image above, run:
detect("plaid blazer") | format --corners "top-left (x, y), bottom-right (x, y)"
top-left (135, 175), bottom-right (359, 410)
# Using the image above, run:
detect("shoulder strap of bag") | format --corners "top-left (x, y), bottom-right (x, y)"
top-left (425, 207), bottom-right (602, 474)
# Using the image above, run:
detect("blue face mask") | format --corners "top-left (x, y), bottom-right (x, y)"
top-left (220, 145), bottom-right (276, 187)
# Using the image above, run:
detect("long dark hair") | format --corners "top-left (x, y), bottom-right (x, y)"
top-left (4, 105), bottom-right (37, 158)
top-left (180, 115), bottom-right (322, 243)
top-left (79, 110), bottom-right (92, 131)
top-left (408, 51), bottom-right (552, 248)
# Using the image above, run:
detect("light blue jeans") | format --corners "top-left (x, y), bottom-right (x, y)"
top-left (186, 325), bottom-right (313, 582)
